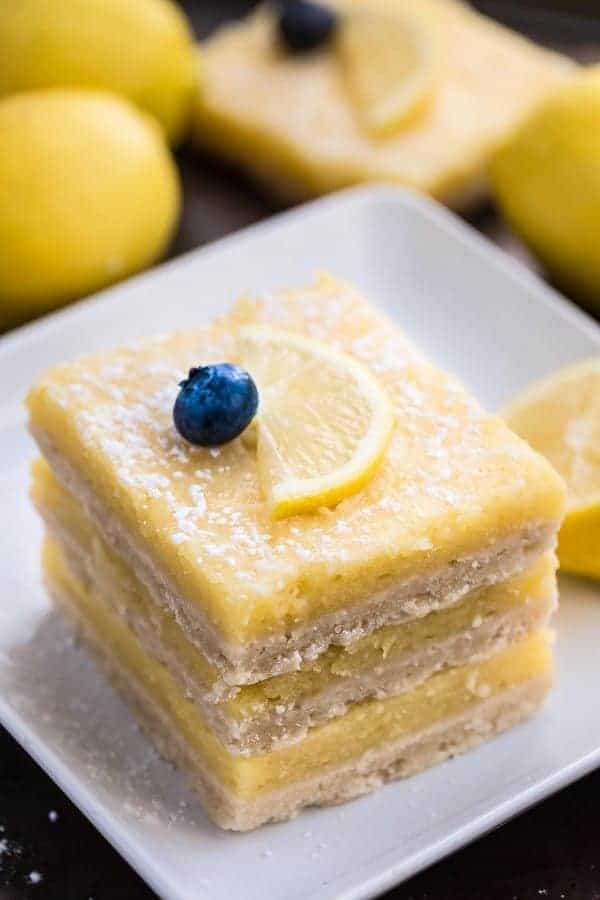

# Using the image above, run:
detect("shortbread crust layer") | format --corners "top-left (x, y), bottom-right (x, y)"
top-left (45, 539), bottom-right (552, 829)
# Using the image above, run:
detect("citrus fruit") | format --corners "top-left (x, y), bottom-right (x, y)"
top-left (0, 90), bottom-right (180, 327)
top-left (237, 325), bottom-right (395, 518)
top-left (491, 66), bottom-right (600, 308)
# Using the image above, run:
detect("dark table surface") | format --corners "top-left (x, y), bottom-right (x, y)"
top-left (2, 2), bottom-right (600, 898)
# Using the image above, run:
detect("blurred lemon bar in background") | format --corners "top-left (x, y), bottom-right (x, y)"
top-left (28, 275), bottom-right (565, 828)
top-left (192, 0), bottom-right (574, 209)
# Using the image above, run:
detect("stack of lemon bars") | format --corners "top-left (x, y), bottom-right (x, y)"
top-left (28, 276), bottom-right (565, 830)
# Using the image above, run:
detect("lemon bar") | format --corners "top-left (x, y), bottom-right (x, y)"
top-left (44, 536), bottom-right (553, 830)
top-left (192, 0), bottom-right (573, 208)
top-left (33, 457), bottom-right (557, 754)
top-left (27, 275), bottom-right (565, 686)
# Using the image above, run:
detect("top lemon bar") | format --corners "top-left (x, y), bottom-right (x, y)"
top-left (193, 0), bottom-right (573, 208)
top-left (28, 275), bottom-right (565, 683)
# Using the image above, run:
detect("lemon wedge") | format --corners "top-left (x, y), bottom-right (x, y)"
top-left (336, 3), bottom-right (438, 137)
top-left (237, 325), bottom-right (395, 518)
top-left (503, 359), bottom-right (600, 580)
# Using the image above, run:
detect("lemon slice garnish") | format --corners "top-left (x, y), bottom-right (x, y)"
top-left (503, 358), bottom-right (600, 580)
top-left (336, 3), bottom-right (439, 137)
top-left (237, 325), bottom-right (395, 518)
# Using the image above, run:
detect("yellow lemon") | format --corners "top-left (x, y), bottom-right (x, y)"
top-left (0, 0), bottom-right (195, 143)
top-left (491, 66), bottom-right (600, 309)
top-left (237, 326), bottom-right (395, 518)
top-left (0, 90), bottom-right (180, 328)
top-left (504, 359), bottom-right (600, 580)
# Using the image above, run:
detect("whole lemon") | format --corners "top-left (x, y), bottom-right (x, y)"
top-left (491, 66), bottom-right (600, 308)
top-left (0, 90), bottom-right (180, 328)
top-left (0, 0), bottom-right (195, 144)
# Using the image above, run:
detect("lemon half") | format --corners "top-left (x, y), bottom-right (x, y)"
top-left (504, 358), bottom-right (600, 580)
top-left (0, 0), bottom-right (195, 143)
top-left (237, 326), bottom-right (395, 518)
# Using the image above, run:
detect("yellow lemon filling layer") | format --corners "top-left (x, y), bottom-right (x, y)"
top-left (27, 276), bottom-right (565, 646)
top-left (44, 536), bottom-right (552, 800)
top-left (33, 456), bottom-right (556, 726)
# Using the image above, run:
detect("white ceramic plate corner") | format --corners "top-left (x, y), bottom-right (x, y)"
top-left (1, 186), bottom-right (599, 900)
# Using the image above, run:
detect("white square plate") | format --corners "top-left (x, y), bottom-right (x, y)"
top-left (1, 186), bottom-right (599, 900)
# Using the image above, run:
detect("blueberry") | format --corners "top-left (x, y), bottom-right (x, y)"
top-left (173, 363), bottom-right (259, 446)
top-left (278, 0), bottom-right (338, 53)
